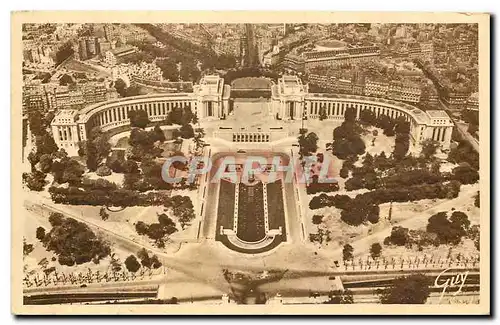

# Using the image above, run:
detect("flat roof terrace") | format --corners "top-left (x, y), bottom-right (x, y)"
top-left (426, 110), bottom-right (451, 119)
top-left (231, 77), bottom-right (272, 90)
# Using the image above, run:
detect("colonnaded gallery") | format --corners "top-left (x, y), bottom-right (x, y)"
top-left (51, 74), bottom-right (454, 156)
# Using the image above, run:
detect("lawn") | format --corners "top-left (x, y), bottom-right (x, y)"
top-left (216, 180), bottom-right (236, 231)
top-left (266, 180), bottom-right (286, 235)
top-left (237, 182), bottom-right (265, 242)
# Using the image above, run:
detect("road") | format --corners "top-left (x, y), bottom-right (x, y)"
top-left (22, 155), bottom-right (479, 302)
top-left (24, 195), bottom-right (340, 301)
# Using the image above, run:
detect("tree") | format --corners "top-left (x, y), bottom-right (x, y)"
top-left (135, 221), bottom-right (149, 235)
top-left (36, 133), bottom-right (59, 156)
top-left (366, 204), bottom-right (380, 224)
top-left (22, 170), bottom-right (46, 191)
top-left (96, 165), bottom-right (112, 176)
top-left (167, 106), bottom-right (184, 125)
top-left (110, 253), bottom-right (122, 272)
top-left (370, 243), bottom-right (382, 259)
top-left (394, 118), bottom-right (410, 134)
top-left (86, 128), bottom-right (111, 171)
top-left (27, 151), bottom-right (40, 171)
top-left (451, 163), bottom-right (479, 185)
top-left (450, 211), bottom-right (471, 232)
top-left (378, 274), bottom-right (431, 304)
top-left (298, 132), bottom-right (319, 158)
top-left (28, 110), bottom-right (45, 137)
top-left (156, 58), bottom-right (179, 81)
top-left (312, 215), bottom-right (323, 225)
top-left (158, 213), bottom-right (177, 235)
top-left (124, 255), bottom-right (141, 273)
top-left (421, 139), bottom-right (440, 159)
top-left (85, 141), bottom-right (100, 172)
top-left (151, 255), bottom-right (162, 269)
top-left (177, 208), bottom-right (195, 230)
top-left (360, 109), bottom-right (376, 125)
top-left (51, 157), bottom-right (85, 184)
top-left (179, 123), bottom-right (194, 139)
top-left (180, 107), bottom-right (194, 125)
top-left (427, 211), bottom-right (469, 245)
top-left (128, 109), bottom-right (150, 129)
top-left (137, 248), bottom-right (152, 268)
top-left (447, 140), bottom-right (479, 170)
top-left (474, 191), bottom-right (480, 208)
top-left (125, 85), bottom-right (142, 97)
top-left (344, 107), bottom-right (357, 123)
top-left (42, 213), bottom-right (111, 266)
top-left (23, 238), bottom-right (34, 257)
top-left (123, 159), bottom-right (139, 174)
top-left (193, 128), bottom-right (205, 153)
top-left (393, 133), bottom-right (410, 160)
top-left (342, 244), bottom-right (354, 261)
top-left (99, 207), bottom-right (109, 221)
top-left (385, 226), bottom-right (410, 246)
top-left (114, 78), bottom-right (127, 97)
top-left (339, 167), bottom-right (349, 179)
top-left (48, 212), bottom-right (64, 227)
top-left (36, 227), bottom-right (46, 241)
top-left (324, 290), bottom-right (354, 304)
top-left (319, 106), bottom-right (327, 121)
top-left (146, 223), bottom-right (166, 244)
top-left (59, 74), bottom-right (74, 86)
top-left (151, 125), bottom-right (166, 143)
top-left (341, 207), bottom-right (366, 226)
top-left (331, 123), bottom-right (365, 159)
top-left (192, 114), bottom-right (199, 125)
top-left (39, 154), bottom-right (53, 173)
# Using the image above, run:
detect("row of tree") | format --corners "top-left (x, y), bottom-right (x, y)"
top-left (384, 210), bottom-right (473, 249)
top-left (309, 180), bottom-right (461, 226)
top-left (48, 185), bottom-right (171, 207)
top-left (124, 249), bottom-right (163, 273)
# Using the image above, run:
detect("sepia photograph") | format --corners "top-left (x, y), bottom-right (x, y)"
top-left (10, 11), bottom-right (490, 315)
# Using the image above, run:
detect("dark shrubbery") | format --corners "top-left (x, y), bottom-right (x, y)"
top-left (48, 186), bottom-right (171, 207)
top-left (128, 109), bottom-right (150, 129)
top-left (312, 215), bottom-right (323, 225)
top-left (125, 255), bottom-right (141, 273)
top-left (134, 213), bottom-right (178, 247)
top-left (137, 248), bottom-right (163, 269)
top-left (370, 243), bottom-right (382, 259)
top-left (426, 211), bottom-right (470, 245)
top-left (384, 226), bottom-right (411, 246)
top-left (448, 140), bottom-right (479, 170)
top-left (22, 170), bottom-right (47, 191)
top-left (306, 175), bottom-right (339, 195)
top-left (340, 203), bottom-right (380, 226)
top-left (36, 227), bottom-right (46, 241)
top-left (451, 163), bottom-right (479, 184)
top-left (330, 110), bottom-right (366, 160)
top-left (342, 244), bottom-right (353, 261)
top-left (310, 180), bottom-right (460, 227)
top-left (310, 182), bottom-right (461, 211)
top-left (378, 274), bottom-right (431, 304)
top-left (41, 213), bottom-right (111, 266)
